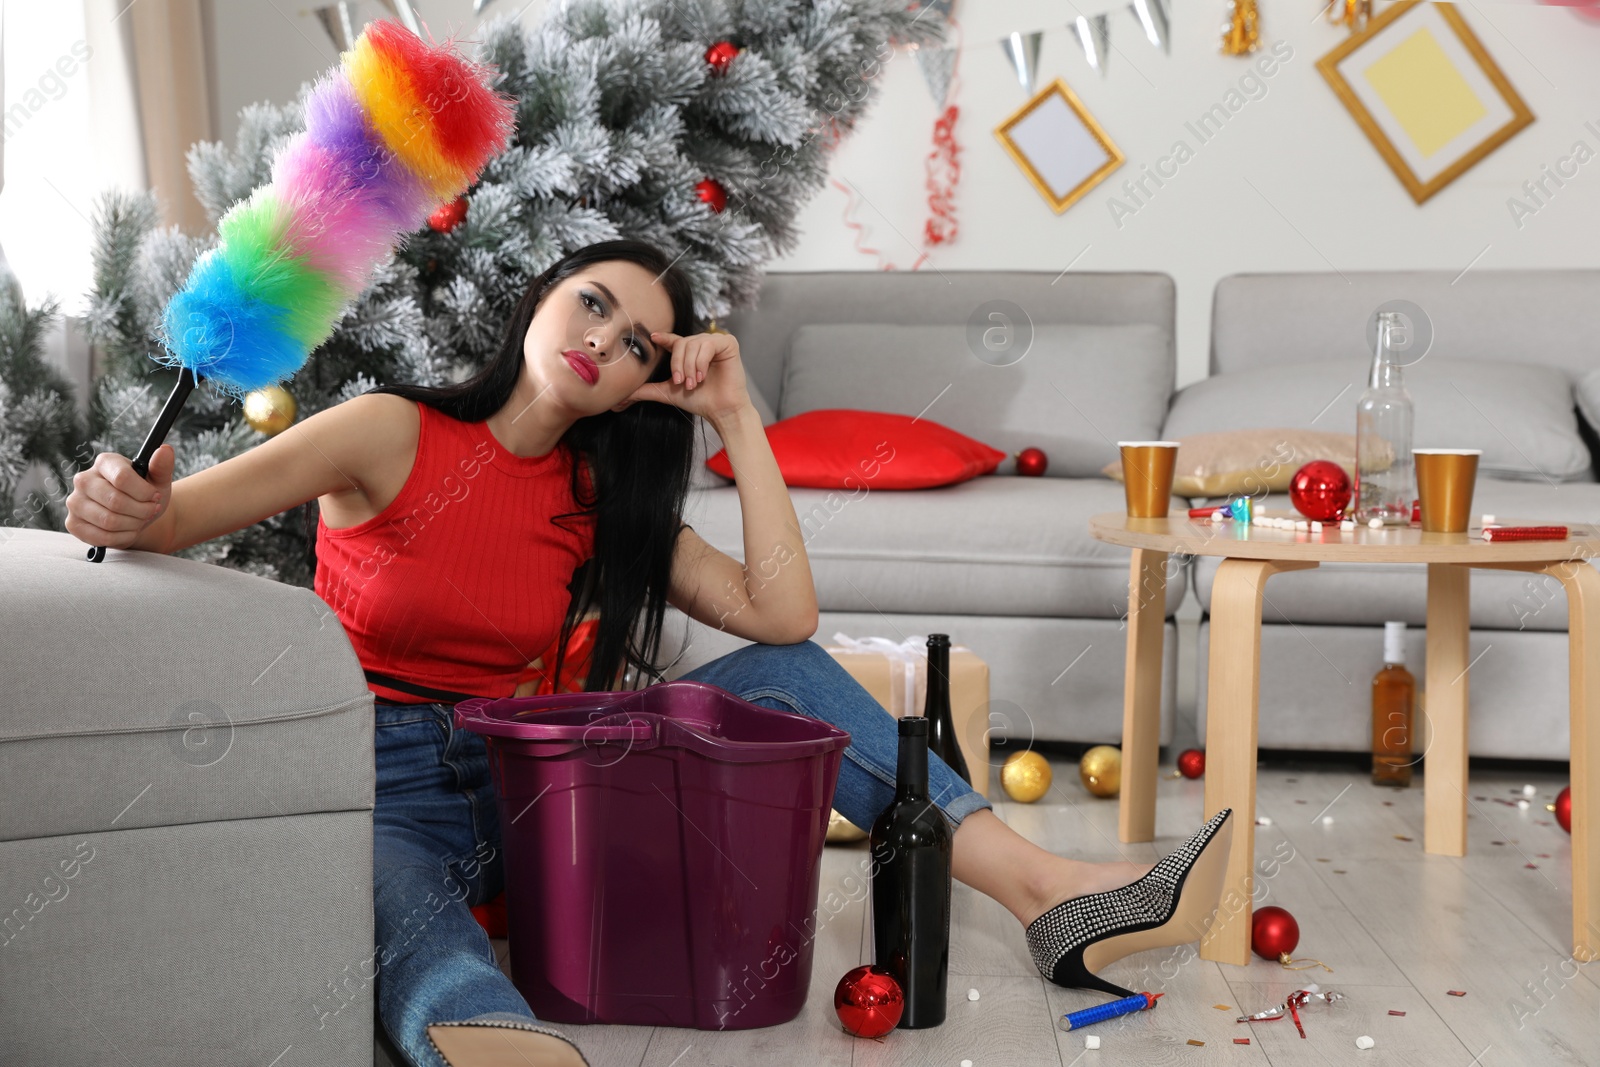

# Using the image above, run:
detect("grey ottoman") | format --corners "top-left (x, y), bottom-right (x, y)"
top-left (1, 529), bottom-right (376, 1067)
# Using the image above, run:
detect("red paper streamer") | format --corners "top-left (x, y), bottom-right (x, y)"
top-left (833, 18), bottom-right (963, 271)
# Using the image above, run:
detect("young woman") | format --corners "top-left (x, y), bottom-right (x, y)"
top-left (66, 240), bottom-right (1232, 1067)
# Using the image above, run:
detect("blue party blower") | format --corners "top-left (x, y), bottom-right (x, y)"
top-left (1060, 991), bottom-right (1162, 1031)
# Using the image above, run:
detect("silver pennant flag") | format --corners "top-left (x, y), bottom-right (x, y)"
top-left (313, 1), bottom-right (358, 51)
top-left (375, 0), bottom-right (424, 36)
top-left (1131, 0), bottom-right (1172, 53)
top-left (1001, 30), bottom-right (1042, 96)
top-left (1074, 13), bottom-right (1111, 75)
top-left (916, 45), bottom-right (958, 108)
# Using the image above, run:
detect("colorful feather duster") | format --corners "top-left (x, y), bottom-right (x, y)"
top-left (89, 21), bottom-right (515, 562)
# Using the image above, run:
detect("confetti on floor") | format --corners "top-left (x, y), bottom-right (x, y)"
top-left (1187, 1039), bottom-right (1206, 1046)
top-left (1214, 1004), bottom-right (1232, 1011)
top-left (1491, 841), bottom-right (1505, 846)
top-left (1388, 1010), bottom-right (1406, 1016)
top-left (1394, 835), bottom-right (1413, 841)
top-left (1295, 799), bottom-right (1308, 804)
top-left (1526, 863), bottom-right (1540, 869)
top-left (1447, 990), bottom-right (1467, 997)
top-left (1333, 869), bottom-right (1348, 874)
top-left (1538, 853), bottom-right (1551, 858)
top-left (1474, 796), bottom-right (1487, 801)
top-left (1234, 1037), bottom-right (1251, 1044)
top-left (1383, 800), bottom-right (1394, 806)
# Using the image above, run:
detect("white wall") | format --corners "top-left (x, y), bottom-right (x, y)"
top-left (210, 1), bottom-right (1600, 387)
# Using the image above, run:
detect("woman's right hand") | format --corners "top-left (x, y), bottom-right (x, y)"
top-left (65, 443), bottom-right (176, 550)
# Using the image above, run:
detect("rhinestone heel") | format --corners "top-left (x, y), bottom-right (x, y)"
top-left (1024, 808), bottom-right (1234, 998)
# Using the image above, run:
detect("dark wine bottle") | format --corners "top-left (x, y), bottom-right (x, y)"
top-left (924, 634), bottom-right (971, 786)
top-left (869, 716), bottom-right (952, 1029)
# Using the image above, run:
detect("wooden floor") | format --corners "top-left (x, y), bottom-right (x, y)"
top-left (490, 757), bottom-right (1592, 1067)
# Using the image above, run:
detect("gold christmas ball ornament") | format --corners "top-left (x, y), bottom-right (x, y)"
top-left (1001, 750), bottom-right (1053, 803)
top-left (826, 808), bottom-right (868, 843)
top-left (243, 385), bottom-right (297, 436)
top-left (1079, 745), bottom-right (1122, 798)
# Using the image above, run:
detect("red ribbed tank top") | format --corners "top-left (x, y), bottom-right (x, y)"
top-left (314, 400), bottom-right (595, 704)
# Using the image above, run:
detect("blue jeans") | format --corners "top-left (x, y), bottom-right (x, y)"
top-left (371, 638), bottom-right (991, 1064)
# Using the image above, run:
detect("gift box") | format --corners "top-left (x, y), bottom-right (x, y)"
top-left (823, 634), bottom-right (991, 797)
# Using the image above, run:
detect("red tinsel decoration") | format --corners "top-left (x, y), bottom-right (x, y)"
top-left (923, 102), bottom-right (960, 247)
top-left (833, 22), bottom-right (963, 270)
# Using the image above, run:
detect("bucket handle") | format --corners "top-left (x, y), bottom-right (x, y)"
top-left (576, 717), bottom-right (657, 749)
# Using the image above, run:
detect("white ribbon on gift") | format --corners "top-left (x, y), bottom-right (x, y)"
top-left (830, 633), bottom-right (971, 719)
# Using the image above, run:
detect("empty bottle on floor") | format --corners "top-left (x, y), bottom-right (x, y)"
top-left (870, 716), bottom-right (952, 1028)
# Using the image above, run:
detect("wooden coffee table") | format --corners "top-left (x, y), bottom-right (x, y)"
top-left (1089, 511), bottom-right (1600, 966)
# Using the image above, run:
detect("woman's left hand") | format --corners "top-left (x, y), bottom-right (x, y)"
top-left (619, 330), bottom-right (749, 423)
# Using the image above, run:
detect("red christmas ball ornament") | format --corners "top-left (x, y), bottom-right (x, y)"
top-left (1016, 447), bottom-right (1048, 477)
top-left (1289, 460), bottom-right (1353, 522)
top-left (833, 965), bottom-right (903, 1037)
top-left (694, 178), bottom-right (728, 213)
top-left (1252, 905), bottom-right (1300, 961)
top-left (428, 195), bottom-right (469, 233)
top-left (705, 40), bottom-right (740, 74)
top-left (1177, 748), bottom-right (1205, 779)
top-left (1552, 786), bottom-right (1572, 833)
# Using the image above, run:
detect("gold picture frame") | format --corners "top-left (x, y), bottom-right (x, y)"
top-left (1317, 0), bottom-right (1533, 204)
top-left (995, 78), bottom-right (1124, 214)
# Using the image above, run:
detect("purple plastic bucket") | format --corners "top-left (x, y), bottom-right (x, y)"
top-left (454, 680), bottom-right (851, 1030)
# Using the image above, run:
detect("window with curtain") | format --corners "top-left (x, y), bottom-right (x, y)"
top-left (1, 2), bottom-right (98, 314)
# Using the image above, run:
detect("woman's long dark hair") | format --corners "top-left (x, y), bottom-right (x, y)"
top-left (362, 239), bottom-right (699, 692)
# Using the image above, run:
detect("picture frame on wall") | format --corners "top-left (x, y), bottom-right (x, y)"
top-left (994, 78), bottom-right (1124, 214)
top-left (1316, 0), bottom-right (1534, 204)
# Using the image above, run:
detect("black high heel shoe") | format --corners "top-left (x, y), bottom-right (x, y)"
top-left (1024, 808), bottom-right (1234, 998)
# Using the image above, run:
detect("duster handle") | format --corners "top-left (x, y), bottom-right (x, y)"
top-left (86, 366), bottom-right (199, 562)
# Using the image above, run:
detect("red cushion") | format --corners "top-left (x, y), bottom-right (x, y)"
top-left (706, 409), bottom-right (1006, 489)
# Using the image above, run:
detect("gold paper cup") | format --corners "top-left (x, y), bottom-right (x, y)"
top-left (1119, 441), bottom-right (1179, 518)
top-left (1414, 449), bottom-right (1481, 533)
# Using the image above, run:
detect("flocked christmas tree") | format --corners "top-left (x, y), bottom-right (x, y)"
top-left (0, 268), bottom-right (86, 536)
top-left (41, 0), bottom-right (945, 588)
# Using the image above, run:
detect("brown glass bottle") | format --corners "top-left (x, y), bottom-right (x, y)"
top-left (1372, 621), bottom-right (1416, 787)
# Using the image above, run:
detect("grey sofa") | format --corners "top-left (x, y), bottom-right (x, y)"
top-left (0, 527), bottom-right (377, 1066)
top-left (657, 271), bottom-right (1189, 755)
top-left (1183, 271), bottom-right (1600, 761)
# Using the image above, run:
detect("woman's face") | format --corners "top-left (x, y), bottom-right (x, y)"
top-left (523, 260), bottom-right (675, 414)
